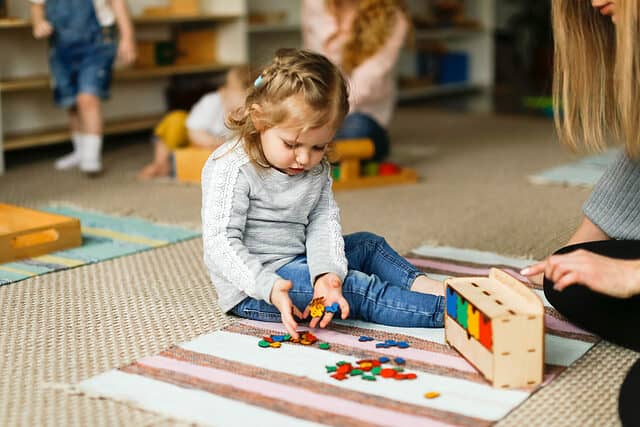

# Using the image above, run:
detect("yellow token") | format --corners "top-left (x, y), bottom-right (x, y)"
top-left (269, 342), bottom-right (281, 348)
top-left (300, 339), bottom-right (311, 345)
top-left (424, 392), bottom-right (440, 399)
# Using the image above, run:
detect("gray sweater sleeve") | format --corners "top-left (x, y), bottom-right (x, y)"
top-left (202, 155), bottom-right (280, 305)
top-left (583, 151), bottom-right (640, 239)
top-left (305, 170), bottom-right (348, 284)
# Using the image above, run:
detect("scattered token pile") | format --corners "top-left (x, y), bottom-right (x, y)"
top-left (358, 335), bottom-right (410, 349)
top-left (326, 357), bottom-right (417, 381)
top-left (258, 332), bottom-right (330, 350)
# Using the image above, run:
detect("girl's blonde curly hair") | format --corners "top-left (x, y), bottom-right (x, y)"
top-left (327, 0), bottom-right (412, 73)
top-left (226, 48), bottom-right (350, 168)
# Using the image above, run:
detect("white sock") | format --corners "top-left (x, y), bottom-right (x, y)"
top-left (80, 133), bottom-right (103, 173)
top-left (54, 132), bottom-right (84, 170)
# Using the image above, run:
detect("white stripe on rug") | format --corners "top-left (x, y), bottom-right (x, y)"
top-left (410, 246), bottom-right (535, 270)
top-left (77, 370), bottom-right (325, 427)
top-left (180, 330), bottom-right (529, 421)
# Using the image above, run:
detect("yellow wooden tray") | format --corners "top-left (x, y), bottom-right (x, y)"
top-left (0, 204), bottom-right (81, 264)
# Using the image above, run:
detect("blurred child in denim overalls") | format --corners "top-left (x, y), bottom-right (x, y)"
top-left (31, 0), bottom-right (136, 174)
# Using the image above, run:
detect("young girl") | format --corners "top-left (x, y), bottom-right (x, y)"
top-left (521, 1), bottom-right (639, 425)
top-left (201, 49), bottom-right (443, 340)
top-left (138, 66), bottom-right (251, 180)
top-left (31, 0), bottom-right (136, 174)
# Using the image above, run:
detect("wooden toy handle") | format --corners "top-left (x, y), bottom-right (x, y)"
top-left (333, 139), bottom-right (375, 160)
top-left (11, 228), bottom-right (60, 249)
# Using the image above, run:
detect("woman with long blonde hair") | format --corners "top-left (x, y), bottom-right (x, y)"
top-left (521, 2), bottom-right (640, 424)
top-left (302, 0), bottom-right (411, 161)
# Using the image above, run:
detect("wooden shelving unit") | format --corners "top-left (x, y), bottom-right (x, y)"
top-left (4, 114), bottom-right (163, 151)
top-left (0, 62), bottom-right (244, 93)
top-left (0, 1), bottom-right (248, 174)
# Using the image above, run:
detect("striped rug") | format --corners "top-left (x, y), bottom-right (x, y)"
top-left (528, 149), bottom-right (619, 187)
top-left (0, 205), bottom-right (199, 286)
top-left (75, 245), bottom-right (597, 427)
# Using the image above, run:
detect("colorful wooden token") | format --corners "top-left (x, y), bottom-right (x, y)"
top-left (394, 357), bottom-right (405, 365)
top-left (424, 392), bottom-right (440, 399)
top-left (269, 342), bottom-right (281, 348)
top-left (359, 336), bottom-right (374, 342)
top-left (258, 340), bottom-right (270, 348)
top-left (324, 302), bottom-right (339, 313)
top-left (319, 342), bottom-right (330, 350)
top-left (309, 297), bottom-right (325, 318)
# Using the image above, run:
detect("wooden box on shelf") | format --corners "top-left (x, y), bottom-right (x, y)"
top-left (444, 268), bottom-right (544, 389)
top-left (0, 204), bottom-right (82, 264)
top-left (176, 29), bottom-right (217, 65)
top-left (170, 0), bottom-right (199, 15)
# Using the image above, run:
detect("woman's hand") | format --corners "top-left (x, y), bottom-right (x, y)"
top-left (521, 250), bottom-right (640, 298)
top-left (270, 279), bottom-right (305, 339)
top-left (304, 273), bottom-right (350, 328)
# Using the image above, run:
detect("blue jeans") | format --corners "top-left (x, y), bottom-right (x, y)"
top-left (46, 0), bottom-right (116, 107)
top-left (231, 232), bottom-right (444, 328)
top-left (334, 113), bottom-right (390, 161)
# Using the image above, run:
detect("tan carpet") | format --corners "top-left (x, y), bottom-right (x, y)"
top-left (1, 107), bottom-right (635, 426)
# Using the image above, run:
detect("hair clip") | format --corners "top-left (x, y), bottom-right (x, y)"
top-left (254, 74), bottom-right (264, 88)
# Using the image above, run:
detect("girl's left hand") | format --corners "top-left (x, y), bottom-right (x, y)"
top-left (305, 273), bottom-right (350, 328)
top-left (117, 35), bottom-right (137, 66)
top-left (521, 249), bottom-right (640, 298)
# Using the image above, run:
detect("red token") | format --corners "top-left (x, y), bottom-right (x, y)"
top-left (380, 369), bottom-right (397, 378)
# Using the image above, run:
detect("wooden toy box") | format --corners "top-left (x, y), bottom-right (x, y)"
top-left (331, 139), bottom-right (417, 190)
top-left (444, 268), bottom-right (544, 389)
top-left (0, 204), bottom-right (81, 264)
top-left (174, 146), bottom-right (212, 183)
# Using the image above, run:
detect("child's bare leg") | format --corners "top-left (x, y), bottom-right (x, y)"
top-left (138, 139), bottom-right (171, 179)
top-left (76, 93), bottom-right (103, 173)
top-left (411, 275), bottom-right (445, 296)
top-left (55, 108), bottom-right (83, 170)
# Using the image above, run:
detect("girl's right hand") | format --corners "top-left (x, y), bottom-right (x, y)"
top-left (270, 279), bottom-right (305, 339)
top-left (33, 20), bottom-right (53, 39)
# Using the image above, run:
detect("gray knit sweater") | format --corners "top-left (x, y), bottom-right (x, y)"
top-left (583, 151), bottom-right (640, 239)
top-left (201, 142), bottom-right (348, 313)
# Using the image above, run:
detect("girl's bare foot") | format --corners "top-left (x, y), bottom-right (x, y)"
top-left (137, 161), bottom-right (171, 180)
top-left (411, 275), bottom-right (445, 296)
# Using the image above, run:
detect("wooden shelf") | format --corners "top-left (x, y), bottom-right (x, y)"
top-left (398, 82), bottom-right (483, 102)
top-left (0, 62), bottom-right (242, 93)
top-left (0, 14), bottom-right (242, 29)
top-left (249, 23), bottom-right (301, 33)
top-left (4, 114), bottom-right (163, 151)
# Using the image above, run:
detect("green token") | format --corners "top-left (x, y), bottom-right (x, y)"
top-left (326, 365), bottom-right (337, 372)
top-left (363, 161), bottom-right (379, 176)
top-left (319, 342), bottom-right (330, 350)
top-left (393, 367), bottom-right (404, 372)
top-left (283, 334), bottom-right (291, 341)
top-left (362, 375), bottom-right (377, 381)
top-left (371, 367), bottom-right (382, 375)
top-left (336, 361), bottom-right (348, 366)
top-left (332, 165), bottom-right (341, 180)
top-left (258, 340), bottom-right (270, 348)
top-left (350, 369), bottom-right (363, 376)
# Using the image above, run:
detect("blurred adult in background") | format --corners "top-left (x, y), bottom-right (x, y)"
top-left (521, 1), bottom-right (639, 425)
top-left (302, 0), bottom-right (410, 161)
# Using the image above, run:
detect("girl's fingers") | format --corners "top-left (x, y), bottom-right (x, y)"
top-left (292, 306), bottom-right (304, 319)
top-left (320, 312), bottom-right (334, 328)
top-left (302, 306), bottom-right (310, 319)
top-left (339, 298), bottom-right (350, 319)
top-left (309, 316), bottom-right (321, 329)
top-left (282, 313), bottom-right (299, 339)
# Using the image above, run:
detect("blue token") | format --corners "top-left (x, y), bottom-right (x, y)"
top-left (272, 335), bottom-right (284, 342)
top-left (385, 340), bottom-right (397, 346)
top-left (376, 343), bottom-right (390, 348)
top-left (394, 357), bottom-right (406, 365)
top-left (378, 356), bottom-right (390, 363)
top-left (325, 303), bottom-right (339, 313)
top-left (359, 336), bottom-right (374, 342)
top-left (398, 341), bottom-right (409, 348)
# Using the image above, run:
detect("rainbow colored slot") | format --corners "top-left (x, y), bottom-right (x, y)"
top-left (444, 268), bottom-right (544, 389)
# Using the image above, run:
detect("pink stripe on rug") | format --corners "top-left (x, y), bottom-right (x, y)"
top-left (405, 258), bottom-right (532, 284)
top-left (240, 319), bottom-right (477, 373)
top-left (138, 355), bottom-right (456, 427)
